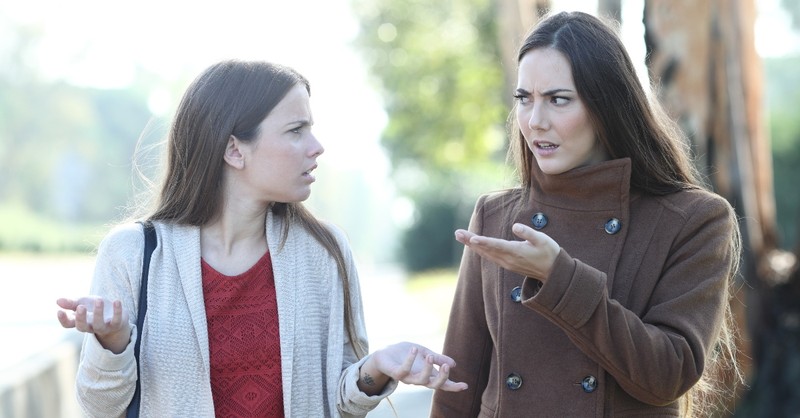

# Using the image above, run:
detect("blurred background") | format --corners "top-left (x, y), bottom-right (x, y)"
top-left (1, 0), bottom-right (798, 417)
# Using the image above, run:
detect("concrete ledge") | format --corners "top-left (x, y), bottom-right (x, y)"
top-left (0, 333), bottom-right (83, 418)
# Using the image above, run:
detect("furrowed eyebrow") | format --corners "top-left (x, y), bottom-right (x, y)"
top-left (515, 87), bottom-right (574, 96)
top-left (287, 119), bottom-right (312, 128)
top-left (541, 88), bottom-right (574, 96)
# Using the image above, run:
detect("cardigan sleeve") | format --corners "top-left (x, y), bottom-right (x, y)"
top-left (430, 195), bottom-right (493, 418)
top-left (74, 223), bottom-right (144, 418)
top-left (523, 193), bottom-right (736, 405)
top-left (330, 223), bottom-right (399, 417)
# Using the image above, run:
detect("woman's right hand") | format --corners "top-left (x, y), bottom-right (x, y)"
top-left (454, 222), bottom-right (560, 282)
top-left (57, 297), bottom-right (131, 354)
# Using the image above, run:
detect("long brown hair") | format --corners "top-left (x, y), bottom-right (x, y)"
top-left (148, 59), bottom-right (364, 357)
top-left (509, 11), bottom-right (700, 196)
top-left (510, 12), bottom-right (742, 417)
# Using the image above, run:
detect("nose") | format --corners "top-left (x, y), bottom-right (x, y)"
top-left (527, 102), bottom-right (547, 131)
top-left (309, 133), bottom-right (324, 157)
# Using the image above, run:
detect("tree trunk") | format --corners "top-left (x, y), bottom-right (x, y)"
top-left (644, 0), bottom-right (798, 416)
top-left (495, 0), bottom-right (550, 102)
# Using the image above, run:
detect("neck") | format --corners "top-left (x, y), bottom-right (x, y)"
top-left (200, 195), bottom-right (269, 272)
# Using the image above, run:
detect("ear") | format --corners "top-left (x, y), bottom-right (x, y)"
top-left (224, 135), bottom-right (245, 170)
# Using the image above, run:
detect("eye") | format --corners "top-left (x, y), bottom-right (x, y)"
top-left (550, 96), bottom-right (570, 106)
top-left (513, 93), bottom-right (530, 105)
top-left (288, 124), bottom-right (306, 135)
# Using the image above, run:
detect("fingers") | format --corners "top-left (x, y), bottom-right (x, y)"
top-left (74, 304), bottom-right (90, 332)
top-left (56, 297), bottom-right (78, 310)
top-left (440, 379), bottom-right (470, 392)
top-left (56, 297), bottom-right (79, 329)
top-left (56, 309), bottom-right (76, 329)
top-left (428, 362), bottom-right (450, 388)
top-left (92, 298), bottom-right (106, 332)
top-left (512, 222), bottom-right (533, 239)
top-left (399, 348), bottom-right (435, 386)
top-left (454, 229), bottom-right (475, 245)
top-left (399, 346), bottom-right (418, 374)
top-left (417, 349), bottom-right (457, 368)
top-left (109, 300), bottom-right (124, 330)
top-left (512, 223), bottom-right (557, 249)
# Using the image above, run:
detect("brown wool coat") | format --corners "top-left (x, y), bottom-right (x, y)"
top-left (430, 158), bottom-right (735, 418)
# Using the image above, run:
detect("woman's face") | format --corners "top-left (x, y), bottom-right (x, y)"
top-left (237, 83), bottom-right (324, 204)
top-left (515, 48), bottom-right (608, 175)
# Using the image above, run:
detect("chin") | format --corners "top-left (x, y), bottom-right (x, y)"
top-left (536, 161), bottom-right (570, 176)
top-left (295, 189), bottom-right (313, 202)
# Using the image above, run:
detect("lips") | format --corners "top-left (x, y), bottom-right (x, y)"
top-left (302, 164), bottom-right (318, 182)
top-left (303, 164), bottom-right (318, 175)
top-left (534, 140), bottom-right (558, 149)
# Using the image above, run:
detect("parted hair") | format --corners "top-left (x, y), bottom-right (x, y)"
top-left (148, 59), bottom-right (364, 357)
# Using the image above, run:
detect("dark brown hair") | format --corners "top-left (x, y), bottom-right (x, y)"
top-left (509, 11), bottom-right (701, 195)
top-left (149, 59), bottom-right (364, 357)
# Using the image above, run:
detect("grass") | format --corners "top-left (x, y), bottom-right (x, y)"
top-left (0, 204), bottom-right (109, 253)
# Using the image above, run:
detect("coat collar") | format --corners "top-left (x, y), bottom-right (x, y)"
top-left (529, 158), bottom-right (631, 212)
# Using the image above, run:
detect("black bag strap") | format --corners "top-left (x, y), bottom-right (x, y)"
top-left (127, 220), bottom-right (156, 418)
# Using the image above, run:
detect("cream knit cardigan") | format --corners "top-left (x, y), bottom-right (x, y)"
top-left (75, 211), bottom-right (396, 417)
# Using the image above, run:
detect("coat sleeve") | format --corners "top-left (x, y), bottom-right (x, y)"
top-left (523, 193), bottom-right (736, 405)
top-left (74, 223), bottom-right (145, 418)
top-left (430, 195), bottom-right (493, 418)
top-left (332, 225), bottom-right (398, 417)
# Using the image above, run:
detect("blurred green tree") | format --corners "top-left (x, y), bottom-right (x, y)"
top-left (0, 21), bottom-right (155, 251)
top-left (352, 0), bottom-right (512, 271)
top-left (765, 55), bottom-right (800, 250)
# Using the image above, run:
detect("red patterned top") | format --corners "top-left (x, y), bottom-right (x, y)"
top-left (201, 251), bottom-right (284, 418)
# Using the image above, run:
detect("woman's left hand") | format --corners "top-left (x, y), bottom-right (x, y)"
top-left (358, 342), bottom-right (468, 395)
top-left (455, 222), bottom-right (560, 282)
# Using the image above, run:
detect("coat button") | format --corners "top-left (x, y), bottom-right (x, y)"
top-left (506, 373), bottom-right (523, 390)
top-left (531, 213), bottom-right (548, 230)
top-left (510, 286), bottom-right (522, 303)
top-left (604, 218), bottom-right (621, 234)
top-left (581, 375), bottom-right (597, 393)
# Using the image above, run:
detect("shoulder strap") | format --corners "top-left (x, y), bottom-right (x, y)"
top-left (127, 220), bottom-right (156, 418)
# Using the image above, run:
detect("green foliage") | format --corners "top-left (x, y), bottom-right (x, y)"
top-left (352, 0), bottom-right (509, 193)
top-left (0, 202), bottom-right (107, 253)
top-left (781, 0), bottom-right (800, 30)
top-left (352, 0), bottom-right (514, 270)
top-left (0, 80), bottom-right (154, 223)
top-left (400, 196), bottom-right (472, 272)
top-left (0, 23), bottom-right (159, 253)
top-left (765, 55), bottom-right (800, 249)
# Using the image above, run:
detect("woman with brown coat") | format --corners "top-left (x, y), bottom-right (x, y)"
top-left (430, 11), bottom-right (741, 418)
